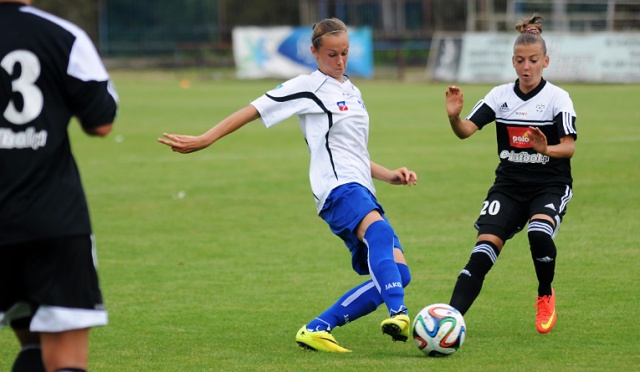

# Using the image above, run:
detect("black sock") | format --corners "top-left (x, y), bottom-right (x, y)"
top-left (12, 346), bottom-right (45, 372)
top-left (528, 219), bottom-right (557, 297)
top-left (449, 241), bottom-right (500, 315)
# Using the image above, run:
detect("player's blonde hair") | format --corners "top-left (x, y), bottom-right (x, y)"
top-left (514, 14), bottom-right (547, 55)
top-left (311, 18), bottom-right (347, 49)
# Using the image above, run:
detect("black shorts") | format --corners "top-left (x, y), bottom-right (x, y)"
top-left (474, 184), bottom-right (573, 242)
top-left (0, 235), bottom-right (107, 332)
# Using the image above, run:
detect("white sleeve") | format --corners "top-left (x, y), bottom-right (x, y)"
top-left (553, 89), bottom-right (576, 118)
top-left (553, 89), bottom-right (577, 137)
top-left (251, 76), bottom-right (323, 128)
top-left (68, 31), bottom-right (109, 82)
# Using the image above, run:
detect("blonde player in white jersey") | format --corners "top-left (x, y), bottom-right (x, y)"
top-left (445, 14), bottom-right (577, 334)
top-left (158, 18), bottom-right (417, 352)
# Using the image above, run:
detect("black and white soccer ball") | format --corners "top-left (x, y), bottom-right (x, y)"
top-left (413, 303), bottom-right (466, 357)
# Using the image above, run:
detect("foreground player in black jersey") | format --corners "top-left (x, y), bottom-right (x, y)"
top-left (444, 14), bottom-right (577, 334)
top-left (0, 1), bottom-right (118, 371)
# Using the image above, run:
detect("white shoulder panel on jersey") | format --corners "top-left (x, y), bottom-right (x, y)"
top-left (20, 6), bottom-right (109, 82)
top-left (266, 71), bottom-right (328, 98)
top-left (482, 83), bottom-right (514, 110)
top-left (252, 71), bottom-right (330, 128)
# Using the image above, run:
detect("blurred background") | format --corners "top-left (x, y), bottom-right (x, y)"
top-left (33, 0), bottom-right (640, 81)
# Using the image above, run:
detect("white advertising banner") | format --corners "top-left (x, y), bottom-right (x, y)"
top-left (232, 27), bottom-right (311, 79)
top-left (433, 32), bottom-right (640, 83)
top-left (544, 33), bottom-right (640, 82)
top-left (232, 26), bottom-right (373, 79)
top-left (457, 33), bottom-right (515, 83)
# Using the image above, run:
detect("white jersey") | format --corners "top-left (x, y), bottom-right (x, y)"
top-left (251, 70), bottom-right (374, 213)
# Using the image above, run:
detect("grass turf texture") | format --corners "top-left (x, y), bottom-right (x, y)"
top-left (1, 71), bottom-right (639, 371)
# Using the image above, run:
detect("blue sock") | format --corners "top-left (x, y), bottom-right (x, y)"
top-left (397, 263), bottom-right (411, 290)
top-left (306, 280), bottom-right (382, 332)
top-left (306, 262), bottom-right (411, 332)
top-left (364, 220), bottom-right (406, 316)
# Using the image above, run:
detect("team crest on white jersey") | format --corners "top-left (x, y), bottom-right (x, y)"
top-left (536, 104), bottom-right (545, 112)
top-left (337, 101), bottom-right (348, 111)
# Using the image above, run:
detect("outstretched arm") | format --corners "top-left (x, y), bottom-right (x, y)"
top-left (445, 86), bottom-right (478, 139)
top-left (157, 105), bottom-right (261, 153)
top-left (370, 161), bottom-right (417, 186)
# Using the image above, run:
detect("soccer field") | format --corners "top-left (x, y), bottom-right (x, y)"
top-left (1, 71), bottom-right (639, 371)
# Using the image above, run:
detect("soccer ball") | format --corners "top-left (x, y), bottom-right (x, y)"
top-left (412, 303), bottom-right (466, 357)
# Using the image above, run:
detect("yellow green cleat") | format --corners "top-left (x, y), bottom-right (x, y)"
top-left (380, 313), bottom-right (410, 342)
top-left (295, 326), bottom-right (352, 352)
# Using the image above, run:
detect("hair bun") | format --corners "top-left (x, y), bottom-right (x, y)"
top-left (525, 27), bottom-right (540, 34)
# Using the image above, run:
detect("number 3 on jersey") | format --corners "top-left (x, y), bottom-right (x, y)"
top-left (480, 200), bottom-right (500, 216)
top-left (1, 50), bottom-right (44, 125)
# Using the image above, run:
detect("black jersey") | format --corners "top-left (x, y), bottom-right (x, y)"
top-left (467, 79), bottom-right (577, 187)
top-left (0, 3), bottom-right (118, 246)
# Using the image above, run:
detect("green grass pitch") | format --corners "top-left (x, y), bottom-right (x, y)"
top-left (1, 71), bottom-right (639, 371)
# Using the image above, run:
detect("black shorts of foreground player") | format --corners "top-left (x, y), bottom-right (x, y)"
top-left (158, 18), bottom-right (417, 352)
top-left (444, 14), bottom-right (577, 334)
top-left (0, 1), bottom-right (118, 371)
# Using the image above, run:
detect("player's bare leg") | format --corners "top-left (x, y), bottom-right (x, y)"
top-left (40, 328), bottom-right (90, 371)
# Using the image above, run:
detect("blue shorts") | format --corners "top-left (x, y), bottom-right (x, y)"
top-left (320, 182), bottom-right (402, 275)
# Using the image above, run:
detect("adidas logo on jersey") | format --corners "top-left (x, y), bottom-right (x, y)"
top-left (500, 102), bottom-right (509, 112)
top-left (545, 203), bottom-right (556, 211)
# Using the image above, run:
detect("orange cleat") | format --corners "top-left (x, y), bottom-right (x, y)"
top-left (535, 289), bottom-right (557, 333)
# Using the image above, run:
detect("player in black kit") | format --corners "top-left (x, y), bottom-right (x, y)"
top-left (444, 14), bottom-right (577, 334)
top-left (0, 1), bottom-right (118, 371)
